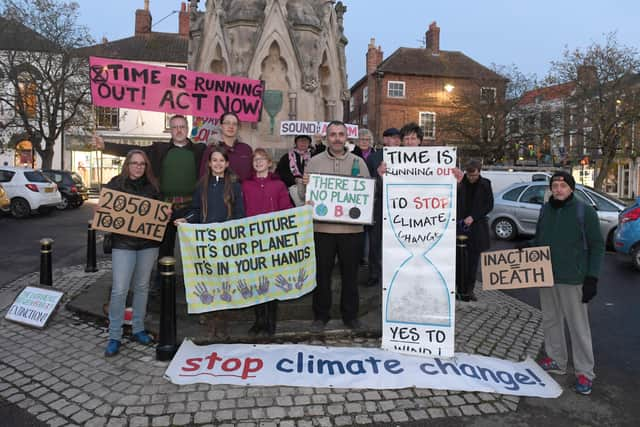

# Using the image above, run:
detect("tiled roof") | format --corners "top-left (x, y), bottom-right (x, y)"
top-left (0, 16), bottom-right (60, 52)
top-left (519, 82), bottom-right (575, 105)
top-left (377, 47), bottom-right (506, 81)
top-left (75, 32), bottom-right (188, 63)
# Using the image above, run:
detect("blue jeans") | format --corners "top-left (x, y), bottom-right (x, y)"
top-left (109, 247), bottom-right (159, 341)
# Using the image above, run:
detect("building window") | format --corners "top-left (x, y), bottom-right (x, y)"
top-left (17, 77), bottom-right (37, 118)
top-left (363, 86), bottom-right (368, 104)
top-left (481, 87), bottom-right (496, 104)
top-left (349, 96), bottom-right (354, 113)
top-left (362, 114), bottom-right (368, 127)
top-left (387, 81), bottom-right (405, 98)
top-left (419, 112), bottom-right (436, 139)
top-left (95, 107), bottom-right (120, 130)
top-left (509, 118), bottom-right (520, 135)
top-left (482, 114), bottom-right (496, 141)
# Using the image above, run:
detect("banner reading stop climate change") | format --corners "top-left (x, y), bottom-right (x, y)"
top-left (89, 57), bottom-right (264, 122)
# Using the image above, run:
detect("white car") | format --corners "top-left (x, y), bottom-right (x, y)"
top-left (0, 166), bottom-right (62, 218)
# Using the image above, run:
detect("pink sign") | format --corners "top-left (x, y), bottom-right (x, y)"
top-left (89, 57), bottom-right (264, 122)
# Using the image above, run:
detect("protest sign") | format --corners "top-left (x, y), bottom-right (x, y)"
top-left (305, 174), bottom-right (375, 225)
top-left (481, 246), bottom-right (554, 290)
top-left (89, 56), bottom-right (264, 122)
top-left (382, 147), bottom-right (457, 358)
top-left (279, 121), bottom-right (359, 139)
top-left (5, 286), bottom-right (64, 328)
top-left (164, 340), bottom-right (562, 398)
top-left (177, 206), bottom-right (316, 313)
top-left (190, 116), bottom-right (221, 143)
top-left (92, 188), bottom-right (171, 242)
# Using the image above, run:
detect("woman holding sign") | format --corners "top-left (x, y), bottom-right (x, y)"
top-left (176, 146), bottom-right (245, 337)
top-left (242, 148), bottom-right (293, 336)
top-left (104, 150), bottom-right (162, 357)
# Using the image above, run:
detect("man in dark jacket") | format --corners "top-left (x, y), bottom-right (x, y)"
top-left (96, 115), bottom-right (206, 258)
top-left (530, 171), bottom-right (604, 396)
top-left (456, 159), bottom-right (493, 301)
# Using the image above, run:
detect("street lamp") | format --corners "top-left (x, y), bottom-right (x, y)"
top-left (444, 83), bottom-right (455, 93)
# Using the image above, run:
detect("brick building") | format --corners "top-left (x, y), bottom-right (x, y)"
top-left (348, 22), bottom-right (507, 150)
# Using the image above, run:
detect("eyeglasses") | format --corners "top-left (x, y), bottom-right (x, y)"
top-left (222, 121), bottom-right (238, 126)
top-left (130, 162), bottom-right (146, 167)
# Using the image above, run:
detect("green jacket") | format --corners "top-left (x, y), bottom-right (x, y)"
top-left (531, 195), bottom-right (604, 284)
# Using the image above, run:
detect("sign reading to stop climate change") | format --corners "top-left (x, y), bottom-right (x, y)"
top-left (305, 174), bottom-right (375, 225)
top-left (92, 188), bottom-right (171, 242)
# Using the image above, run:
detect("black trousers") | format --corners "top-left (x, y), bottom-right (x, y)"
top-left (159, 205), bottom-right (190, 259)
top-left (313, 232), bottom-right (363, 323)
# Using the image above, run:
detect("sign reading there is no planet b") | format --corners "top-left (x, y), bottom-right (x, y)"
top-left (5, 286), bottom-right (64, 328)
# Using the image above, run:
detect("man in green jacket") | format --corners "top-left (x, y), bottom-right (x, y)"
top-left (530, 171), bottom-right (604, 395)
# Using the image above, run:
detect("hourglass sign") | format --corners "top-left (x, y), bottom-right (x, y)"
top-left (385, 183), bottom-right (455, 326)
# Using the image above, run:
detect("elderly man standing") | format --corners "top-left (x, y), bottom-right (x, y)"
top-left (95, 114), bottom-right (206, 259)
top-left (303, 121), bottom-right (370, 331)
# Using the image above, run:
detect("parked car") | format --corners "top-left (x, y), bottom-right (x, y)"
top-left (41, 169), bottom-right (89, 209)
top-left (481, 170), bottom-right (552, 194)
top-left (488, 181), bottom-right (626, 248)
top-left (614, 197), bottom-right (640, 270)
top-left (0, 167), bottom-right (62, 218)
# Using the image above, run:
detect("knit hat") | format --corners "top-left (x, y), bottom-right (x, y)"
top-left (382, 127), bottom-right (400, 137)
top-left (294, 135), bottom-right (312, 145)
top-left (549, 171), bottom-right (575, 191)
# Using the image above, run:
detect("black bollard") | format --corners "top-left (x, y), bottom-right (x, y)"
top-left (39, 238), bottom-right (54, 286)
top-left (85, 220), bottom-right (98, 273)
top-left (456, 235), bottom-right (468, 300)
top-left (156, 256), bottom-right (178, 361)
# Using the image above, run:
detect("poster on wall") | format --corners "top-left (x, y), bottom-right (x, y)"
top-left (382, 147), bottom-right (457, 358)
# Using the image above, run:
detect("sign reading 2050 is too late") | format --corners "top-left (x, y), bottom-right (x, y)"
top-left (92, 188), bottom-right (172, 242)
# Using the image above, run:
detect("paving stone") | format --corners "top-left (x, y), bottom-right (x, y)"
top-left (95, 403), bottom-right (113, 416)
top-left (460, 405), bottom-right (482, 416)
top-left (428, 408), bottom-right (446, 418)
top-left (354, 415), bottom-right (372, 424)
top-left (345, 402), bottom-right (363, 414)
top-left (194, 411), bottom-right (214, 424)
top-left (327, 404), bottom-right (344, 415)
top-left (172, 413), bottom-right (192, 426)
top-left (126, 406), bottom-right (145, 415)
top-left (36, 411), bottom-right (56, 421)
top-left (266, 406), bottom-right (286, 418)
top-left (85, 417), bottom-right (108, 427)
top-left (478, 402), bottom-right (498, 414)
top-left (276, 395), bottom-right (293, 406)
top-left (445, 407), bottom-right (463, 417)
top-left (167, 402), bottom-right (185, 413)
top-left (390, 410), bottom-right (410, 422)
top-left (151, 416), bottom-right (172, 427)
top-left (447, 395), bottom-right (466, 406)
top-left (362, 391), bottom-right (381, 401)
top-left (215, 409), bottom-right (234, 421)
top-left (372, 413), bottom-right (392, 423)
top-left (334, 415), bottom-right (353, 426)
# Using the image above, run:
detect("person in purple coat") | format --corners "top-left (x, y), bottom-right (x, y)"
top-left (242, 148), bottom-right (293, 335)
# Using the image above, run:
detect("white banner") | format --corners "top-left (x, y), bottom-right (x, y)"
top-left (280, 120), bottom-right (359, 139)
top-left (164, 341), bottom-right (562, 398)
top-left (305, 174), bottom-right (375, 225)
top-left (5, 286), bottom-right (64, 328)
top-left (382, 147), bottom-right (457, 358)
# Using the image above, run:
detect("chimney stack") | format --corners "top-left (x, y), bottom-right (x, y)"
top-left (425, 21), bottom-right (440, 54)
top-left (366, 38), bottom-right (383, 74)
top-left (179, 2), bottom-right (189, 36)
top-left (135, 0), bottom-right (152, 35)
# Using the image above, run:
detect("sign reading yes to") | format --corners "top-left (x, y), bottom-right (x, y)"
top-left (481, 246), bottom-right (554, 290)
top-left (92, 188), bottom-right (172, 242)
top-left (5, 286), bottom-right (64, 328)
top-left (305, 173), bottom-right (375, 225)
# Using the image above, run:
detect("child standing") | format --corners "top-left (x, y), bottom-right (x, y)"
top-left (242, 148), bottom-right (293, 335)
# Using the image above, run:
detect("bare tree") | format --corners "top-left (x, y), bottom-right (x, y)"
top-left (439, 64), bottom-right (538, 165)
top-left (0, 0), bottom-right (94, 168)
top-left (548, 32), bottom-right (640, 188)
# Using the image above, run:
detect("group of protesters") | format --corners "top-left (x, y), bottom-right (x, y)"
top-left (94, 113), bottom-right (603, 397)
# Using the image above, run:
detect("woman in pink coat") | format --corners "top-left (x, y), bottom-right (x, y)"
top-left (242, 148), bottom-right (293, 335)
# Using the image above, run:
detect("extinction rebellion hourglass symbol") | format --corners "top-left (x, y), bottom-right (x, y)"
top-left (385, 183), bottom-right (454, 326)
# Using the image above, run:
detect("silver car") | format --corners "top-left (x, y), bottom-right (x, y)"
top-left (488, 181), bottom-right (626, 247)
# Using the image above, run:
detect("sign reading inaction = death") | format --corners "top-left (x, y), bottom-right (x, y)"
top-left (382, 147), bottom-right (457, 358)
top-left (481, 246), bottom-right (554, 290)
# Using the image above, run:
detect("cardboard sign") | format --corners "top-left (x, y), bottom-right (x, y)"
top-left (165, 341), bottom-right (562, 398)
top-left (305, 174), bottom-right (375, 225)
top-left (481, 246), bottom-right (554, 290)
top-left (92, 188), bottom-right (172, 242)
top-left (280, 121), bottom-right (359, 139)
top-left (381, 147), bottom-right (458, 358)
top-left (5, 286), bottom-right (64, 328)
top-left (89, 56), bottom-right (264, 122)
top-left (178, 206), bottom-right (316, 313)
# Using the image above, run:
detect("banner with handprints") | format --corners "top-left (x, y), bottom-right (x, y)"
top-left (177, 206), bottom-right (316, 313)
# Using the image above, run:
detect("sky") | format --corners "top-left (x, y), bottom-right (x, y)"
top-left (73, 0), bottom-right (640, 86)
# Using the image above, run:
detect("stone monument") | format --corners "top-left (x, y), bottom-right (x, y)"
top-left (188, 0), bottom-right (349, 148)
